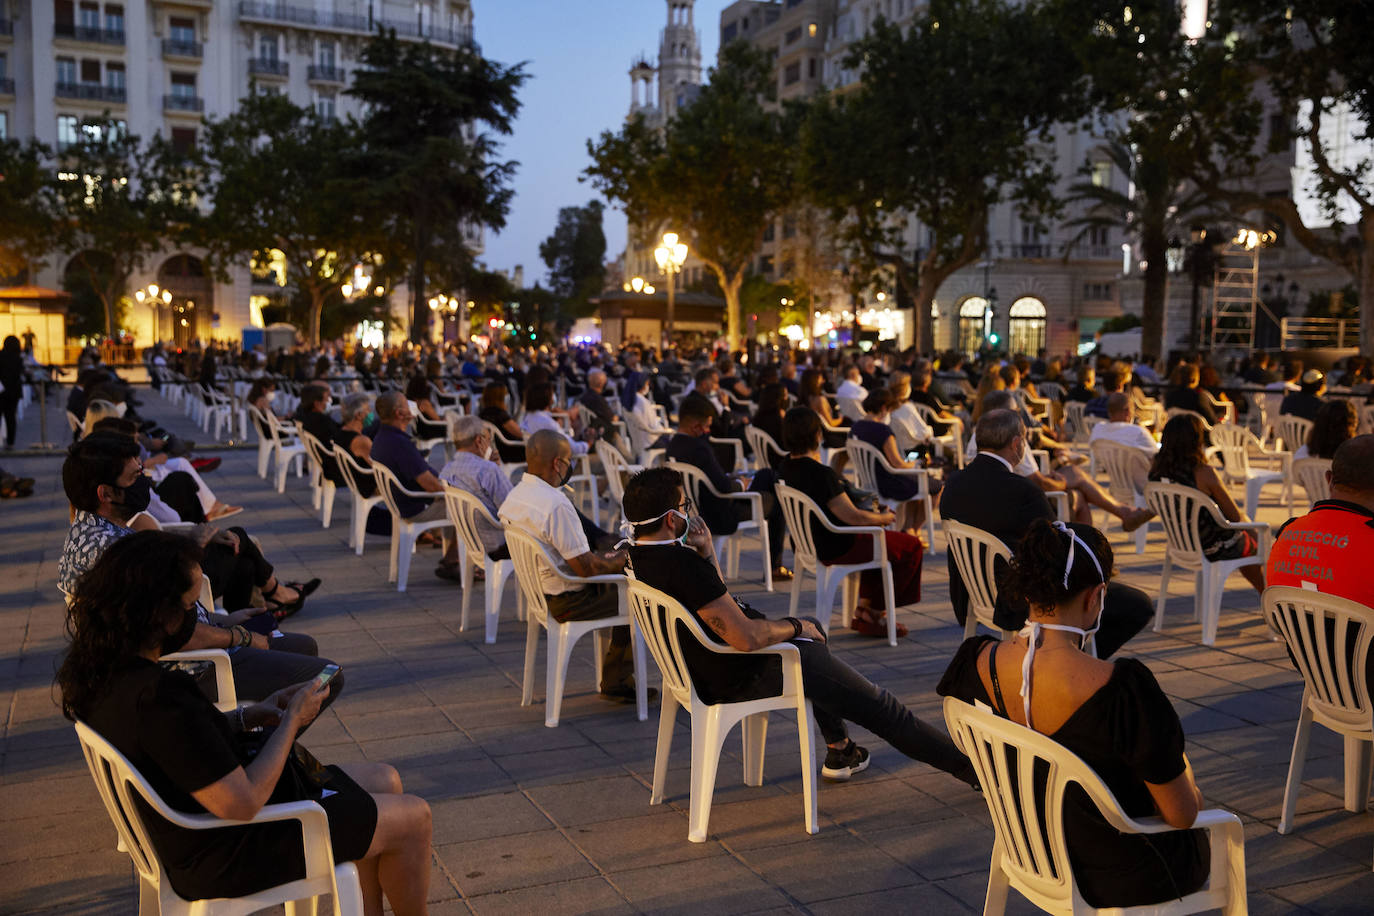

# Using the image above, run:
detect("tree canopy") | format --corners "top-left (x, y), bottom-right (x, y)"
top-left (539, 199), bottom-right (606, 331)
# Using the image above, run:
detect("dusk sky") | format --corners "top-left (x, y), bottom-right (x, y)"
top-left (475, 1), bottom-right (728, 285)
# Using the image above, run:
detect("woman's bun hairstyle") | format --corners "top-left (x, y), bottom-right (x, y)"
top-left (1005, 519), bottom-right (1114, 612)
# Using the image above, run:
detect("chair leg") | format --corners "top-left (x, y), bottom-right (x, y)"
top-left (138, 876), bottom-right (158, 916)
top-left (650, 693), bottom-right (678, 805)
top-left (1201, 565), bottom-right (1226, 646)
top-left (883, 566), bottom-right (898, 647)
top-left (458, 557), bottom-right (474, 631)
top-left (387, 527), bottom-right (400, 584)
top-left (1133, 520), bottom-right (1147, 554)
top-left (1278, 703), bottom-right (1314, 834)
top-left (284, 898), bottom-right (318, 916)
top-left (760, 523), bottom-right (772, 592)
top-left (796, 700), bottom-right (819, 836)
top-left (742, 712), bottom-right (768, 787)
top-left (688, 709), bottom-right (730, 843)
top-left (521, 617), bottom-right (540, 707)
top-left (395, 530), bottom-right (416, 592)
top-left (816, 568), bottom-right (841, 632)
top-left (1343, 736), bottom-right (1372, 814)
top-left (352, 499), bottom-right (367, 556)
top-left (963, 614), bottom-right (979, 640)
top-left (788, 563), bottom-right (803, 616)
top-left (1153, 557), bottom-right (1172, 632)
top-left (321, 485), bottom-right (335, 528)
top-left (485, 562), bottom-right (507, 645)
top-left (982, 840), bottom-right (1012, 916)
top-left (545, 624), bottom-right (571, 728)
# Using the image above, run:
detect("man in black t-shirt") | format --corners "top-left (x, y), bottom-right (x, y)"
top-left (623, 467), bottom-right (977, 786)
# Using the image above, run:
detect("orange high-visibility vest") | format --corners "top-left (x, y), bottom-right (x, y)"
top-left (1265, 500), bottom-right (1374, 608)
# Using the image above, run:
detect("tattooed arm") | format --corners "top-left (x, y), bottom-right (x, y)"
top-left (695, 593), bottom-right (825, 651)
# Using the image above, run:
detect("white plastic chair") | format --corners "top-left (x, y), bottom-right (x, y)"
top-left (444, 485), bottom-right (520, 644)
top-left (298, 429), bottom-right (339, 530)
top-left (480, 421), bottom-right (528, 479)
top-left (1292, 457), bottom-right (1332, 506)
top-left (942, 697), bottom-right (1247, 916)
top-left (914, 403), bottom-right (965, 468)
top-left (332, 444), bottom-right (384, 556)
top-left (504, 528), bottom-right (648, 728)
top-left (943, 519), bottom-right (1017, 642)
top-left (745, 424), bottom-right (785, 472)
top-left (837, 396), bottom-right (865, 423)
top-left (1244, 391), bottom-right (1272, 442)
top-left (670, 460), bottom-right (773, 592)
top-left (1144, 481), bottom-right (1271, 646)
top-left (1275, 414), bottom-right (1313, 455)
top-left (775, 483), bottom-right (901, 646)
top-left (75, 720), bottom-right (362, 916)
top-left (200, 386), bottom-right (234, 441)
top-left (372, 463), bottom-right (450, 593)
top-left (1063, 401), bottom-right (1089, 444)
top-left (845, 438), bottom-right (936, 552)
top-left (708, 436), bottom-right (746, 473)
top-left (1264, 585), bottom-right (1374, 862)
top-left (1210, 421), bottom-right (1292, 518)
top-left (596, 438), bottom-right (642, 516)
top-left (245, 404), bottom-right (277, 480)
top-left (246, 404), bottom-right (304, 492)
top-left (627, 578), bottom-right (818, 844)
top-left (1090, 439), bottom-right (1153, 554)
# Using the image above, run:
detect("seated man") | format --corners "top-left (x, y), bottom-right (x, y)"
top-left (623, 466), bottom-right (977, 786)
top-left (500, 429), bottom-right (652, 703)
top-left (667, 397), bottom-right (790, 581)
top-left (370, 390), bottom-right (460, 579)
top-left (441, 416), bottom-right (513, 560)
top-left (1083, 369), bottom-right (1123, 418)
top-left (578, 369), bottom-right (632, 460)
top-left (940, 409), bottom-right (1153, 659)
top-left (1089, 392), bottom-right (1160, 490)
top-left (57, 433), bottom-right (339, 704)
top-left (1064, 366), bottom-right (1097, 405)
top-left (683, 366), bottom-right (748, 446)
top-left (1279, 369), bottom-right (1326, 422)
top-left (835, 366), bottom-right (868, 401)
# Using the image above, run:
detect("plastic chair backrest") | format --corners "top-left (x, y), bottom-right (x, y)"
top-left (744, 425), bottom-right (784, 470)
top-left (627, 578), bottom-right (705, 710)
top-left (595, 439), bottom-right (634, 506)
top-left (1064, 401), bottom-right (1087, 442)
top-left (504, 528), bottom-right (557, 626)
top-left (300, 429), bottom-right (332, 475)
top-left (1166, 407), bottom-right (1212, 430)
top-left (332, 443), bottom-right (374, 496)
top-left (1277, 414), bottom-right (1313, 454)
top-left (370, 461), bottom-right (411, 521)
top-left (1263, 586), bottom-right (1374, 735)
top-left (482, 420), bottom-right (526, 456)
top-left (1143, 481), bottom-right (1216, 566)
top-left (669, 460), bottom-right (724, 507)
top-left (943, 696), bottom-right (1166, 912)
top-left (943, 519), bottom-right (1009, 629)
top-left (1207, 421), bottom-right (1258, 481)
top-left (444, 484), bottom-right (497, 561)
top-left (844, 438), bottom-right (891, 497)
top-left (774, 483), bottom-right (824, 567)
top-left (245, 403), bottom-right (273, 440)
top-left (1292, 457), bottom-right (1332, 502)
top-left (1090, 439), bottom-right (1150, 503)
top-left (74, 720), bottom-right (170, 889)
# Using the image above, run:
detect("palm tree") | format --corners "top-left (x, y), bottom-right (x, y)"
top-left (1062, 138), bottom-right (1217, 360)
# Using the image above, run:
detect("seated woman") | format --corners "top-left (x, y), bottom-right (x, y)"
top-left (620, 370), bottom-right (672, 455)
top-left (848, 388), bottom-right (942, 541)
top-left (800, 368), bottom-right (849, 472)
top-left (886, 372), bottom-right (936, 458)
top-left (1162, 363), bottom-right (1219, 425)
top-left (477, 381), bottom-right (525, 463)
top-left (246, 378), bottom-right (284, 419)
top-left (1148, 413), bottom-right (1264, 594)
top-left (60, 532), bottom-right (433, 914)
top-left (404, 373), bottom-right (448, 441)
top-left (778, 407), bottom-right (922, 639)
top-left (520, 382), bottom-right (593, 455)
top-left (938, 519), bottom-right (1209, 909)
top-left (749, 382), bottom-right (790, 469)
top-left (1298, 398), bottom-right (1358, 460)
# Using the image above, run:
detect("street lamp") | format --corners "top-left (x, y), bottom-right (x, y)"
top-left (653, 232), bottom-right (688, 347)
top-left (134, 283), bottom-right (173, 341)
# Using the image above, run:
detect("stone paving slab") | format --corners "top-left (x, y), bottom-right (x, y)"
top-left (1, 389), bottom-right (1372, 913)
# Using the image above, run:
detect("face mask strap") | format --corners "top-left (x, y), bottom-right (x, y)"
top-left (1051, 520), bottom-right (1104, 588)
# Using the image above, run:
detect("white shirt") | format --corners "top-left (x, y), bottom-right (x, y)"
top-left (836, 379), bottom-right (868, 400)
top-left (630, 393), bottom-right (670, 436)
top-left (966, 434), bottom-right (1037, 476)
top-left (889, 401), bottom-right (934, 452)
top-left (1089, 420), bottom-right (1159, 454)
top-left (498, 473), bottom-right (590, 596)
top-left (520, 411), bottom-right (588, 455)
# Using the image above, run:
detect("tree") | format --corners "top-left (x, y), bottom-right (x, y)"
top-left (51, 118), bottom-right (198, 338)
top-left (802, 1), bottom-right (1084, 354)
top-left (349, 30), bottom-right (526, 344)
top-left (1198, 2), bottom-right (1374, 355)
top-left (0, 138), bottom-right (57, 281)
top-left (586, 42), bottom-right (797, 348)
top-left (539, 199), bottom-right (606, 333)
top-left (199, 93), bottom-right (378, 347)
top-left (1048, 0), bottom-right (1262, 359)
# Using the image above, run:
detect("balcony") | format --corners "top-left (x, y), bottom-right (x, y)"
top-left (55, 23), bottom-right (127, 45)
top-left (56, 82), bottom-right (127, 104)
top-left (237, 1), bottom-right (476, 49)
top-left (0, 18), bottom-right (13, 37)
top-left (162, 38), bottom-right (203, 59)
top-left (248, 58), bottom-right (289, 78)
top-left (163, 93), bottom-right (204, 113)
top-left (0, 78), bottom-right (13, 95)
top-left (307, 64), bottom-right (345, 84)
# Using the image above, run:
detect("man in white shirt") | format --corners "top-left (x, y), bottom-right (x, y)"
top-left (1089, 393), bottom-right (1160, 454)
top-left (499, 429), bottom-right (651, 703)
top-left (835, 367), bottom-right (868, 401)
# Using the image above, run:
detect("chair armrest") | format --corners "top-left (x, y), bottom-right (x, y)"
top-left (161, 649), bottom-right (236, 712)
top-left (390, 482), bottom-right (442, 500)
top-left (686, 637), bottom-right (807, 698)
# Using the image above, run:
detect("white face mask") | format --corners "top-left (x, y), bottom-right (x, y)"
top-left (617, 508), bottom-right (690, 548)
top-left (115, 402), bottom-right (128, 417)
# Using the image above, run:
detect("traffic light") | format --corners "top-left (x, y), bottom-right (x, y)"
top-left (988, 333), bottom-right (1000, 346)
top-left (488, 317), bottom-right (499, 328)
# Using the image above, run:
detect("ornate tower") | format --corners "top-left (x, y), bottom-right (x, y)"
top-left (629, 56), bottom-right (656, 117)
top-left (657, 0), bottom-right (701, 121)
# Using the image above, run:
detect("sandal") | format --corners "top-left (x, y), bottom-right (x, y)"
top-left (851, 612), bottom-right (908, 639)
top-left (263, 578), bottom-right (319, 622)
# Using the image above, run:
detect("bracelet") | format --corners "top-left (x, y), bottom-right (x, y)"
top-left (784, 617), bottom-right (804, 639)
top-left (232, 707), bottom-right (246, 731)
top-left (230, 625), bottom-right (249, 648)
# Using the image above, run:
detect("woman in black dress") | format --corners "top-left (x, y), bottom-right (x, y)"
top-left (0, 334), bottom-right (22, 448)
top-left (59, 532), bottom-right (433, 914)
top-left (937, 519), bottom-right (1210, 909)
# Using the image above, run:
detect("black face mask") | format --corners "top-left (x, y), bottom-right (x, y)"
top-left (116, 475), bottom-right (152, 514)
top-left (160, 604), bottom-right (198, 655)
top-left (556, 458), bottom-right (574, 488)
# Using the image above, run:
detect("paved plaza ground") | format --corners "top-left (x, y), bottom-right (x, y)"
top-left (2, 388), bottom-right (1372, 914)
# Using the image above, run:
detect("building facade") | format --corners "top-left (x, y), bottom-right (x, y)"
top-left (3, 0), bottom-right (477, 350)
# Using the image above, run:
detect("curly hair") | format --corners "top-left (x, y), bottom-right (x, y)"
top-left (57, 531), bottom-right (203, 722)
top-left (1307, 399), bottom-right (1358, 460)
top-left (1149, 413), bottom-right (1208, 485)
top-left (1004, 519), bottom-right (1115, 613)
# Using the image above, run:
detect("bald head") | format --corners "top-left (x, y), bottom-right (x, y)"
top-left (375, 390), bottom-right (407, 427)
top-left (588, 368), bottom-right (606, 391)
top-left (1106, 392), bottom-right (1131, 421)
top-left (526, 428), bottom-right (572, 481)
top-left (1330, 435), bottom-right (1374, 507)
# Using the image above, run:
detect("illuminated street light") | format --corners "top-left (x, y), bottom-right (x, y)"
top-left (134, 283), bottom-right (174, 340)
top-left (653, 232), bottom-right (688, 346)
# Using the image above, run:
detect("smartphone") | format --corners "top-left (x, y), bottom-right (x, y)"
top-left (313, 664), bottom-right (342, 690)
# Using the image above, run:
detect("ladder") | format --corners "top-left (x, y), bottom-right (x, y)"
top-left (1210, 238), bottom-right (1260, 350)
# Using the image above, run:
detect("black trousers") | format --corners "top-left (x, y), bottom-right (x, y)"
top-left (156, 471), bottom-right (205, 523)
top-left (0, 391), bottom-right (17, 446)
top-left (201, 526), bottom-right (274, 611)
top-left (544, 583), bottom-right (632, 692)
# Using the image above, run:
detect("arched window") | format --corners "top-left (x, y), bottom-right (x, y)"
top-left (1008, 296), bottom-right (1047, 356)
top-left (958, 296), bottom-right (988, 354)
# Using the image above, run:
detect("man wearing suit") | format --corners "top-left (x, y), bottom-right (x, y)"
top-left (667, 397), bottom-right (791, 581)
top-left (939, 408), bottom-right (1152, 658)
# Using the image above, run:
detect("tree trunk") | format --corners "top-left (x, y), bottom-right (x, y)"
top-left (409, 246), bottom-right (427, 346)
top-left (1361, 221), bottom-right (1374, 356)
top-left (308, 286), bottom-right (326, 348)
top-left (723, 271), bottom-right (743, 350)
top-left (1139, 228), bottom-right (1169, 360)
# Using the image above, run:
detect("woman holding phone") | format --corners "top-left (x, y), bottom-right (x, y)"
top-left (59, 531), bottom-right (433, 915)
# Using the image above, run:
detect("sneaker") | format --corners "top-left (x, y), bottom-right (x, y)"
top-left (822, 740), bottom-right (870, 781)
